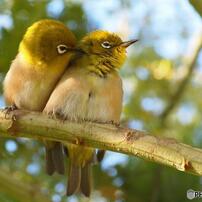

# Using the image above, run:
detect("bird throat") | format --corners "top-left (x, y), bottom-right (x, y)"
top-left (86, 55), bottom-right (115, 78)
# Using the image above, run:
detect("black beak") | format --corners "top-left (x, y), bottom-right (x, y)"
top-left (119, 39), bottom-right (139, 48)
top-left (67, 47), bottom-right (85, 53)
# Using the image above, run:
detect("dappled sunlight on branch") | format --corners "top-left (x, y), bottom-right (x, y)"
top-left (0, 109), bottom-right (202, 176)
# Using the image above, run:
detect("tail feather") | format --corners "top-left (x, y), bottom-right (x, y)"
top-left (96, 150), bottom-right (106, 162)
top-left (45, 142), bottom-right (65, 175)
top-left (45, 146), bottom-right (55, 175)
top-left (66, 144), bottom-right (94, 197)
top-left (52, 143), bottom-right (65, 174)
top-left (67, 164), bottom-right (81, 196)
top-left (80, 164), bottom-right (91, 197)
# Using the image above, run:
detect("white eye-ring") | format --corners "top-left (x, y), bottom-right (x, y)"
top-left (57, 44), bottom-right (68, 54)
top-left (101, 41), bottom-right (111, 49)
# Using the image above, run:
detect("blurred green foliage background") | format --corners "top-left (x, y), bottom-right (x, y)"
top-left (0, 0), bottom-right (202, 202)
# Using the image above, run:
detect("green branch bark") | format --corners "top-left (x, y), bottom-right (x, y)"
top-left (0, 109), bottom-right (202, 176)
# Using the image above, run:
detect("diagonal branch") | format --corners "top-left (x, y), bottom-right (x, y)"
top-left (160, 34), bottom-right (202, 122)
top-left (0, 109), bottom-right (202, 176)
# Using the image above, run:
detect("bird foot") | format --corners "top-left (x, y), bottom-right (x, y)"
top-left (107, 120), bottom-right (120, 126)
top-left (94, 120), bottom-right (120, 126)
top-left (4, 104), bottom-right (18, 112)
top-left (3, 104), bottom-right (18, 120)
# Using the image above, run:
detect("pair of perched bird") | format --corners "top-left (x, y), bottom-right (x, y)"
top-left (3, 19), bottom-right (137, 197)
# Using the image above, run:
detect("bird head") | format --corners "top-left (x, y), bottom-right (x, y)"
top-left (78, 30), bottom-right (138, 69)
top-left (19, 19), bottom-right (77, 66)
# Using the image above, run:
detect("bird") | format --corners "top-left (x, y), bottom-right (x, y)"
top-left (43, 30), bottom-right (138, 197)
top-left (3, 19), bottom-right (77, 175)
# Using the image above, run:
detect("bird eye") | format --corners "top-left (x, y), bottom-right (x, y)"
top-left (101, 41), bottom-right (111, 49)
top-left (57, 44), bottom-right (68, 54)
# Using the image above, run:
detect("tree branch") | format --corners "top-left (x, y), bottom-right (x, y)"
top-left (0, 109), bottom-right (202, 176)
top-left (160, 34), bottom-right (202, 122)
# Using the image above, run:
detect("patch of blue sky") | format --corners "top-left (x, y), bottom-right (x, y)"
top-left (178, 0), bottom-right (202, 32)
top-left (129, 0), bottom-right (148, 33)
top-left (52, 194), bottom-right (62, 202)
top-left (84, 0), bottom-right (202, 60)
top-left (55, 183), bottom-right (65, 193)
top-left (47, 0), bottom-right (64, 18)
top-left (154, 37), bottom-right (184, 60)
top-left (83, 0), bottom-right (122, 32)
top-left (26, 162), bottom-right (40, 175)
top-left (52, 194), bottom-right (61, 202)
top-left (101, 152), bottom-right (128, 170)
top-left (151, 0), bottom-right (202, 59)
top-left (5, 140), bottom-right (18, 153)
top-left (135, 67), bottom-right (149, 80)
top-left (176, 103), bottom-right (197, 125)
top-left (0, 14), bottom-right (13, 29)
top-left (0, 13), bottom-right (13, 38)
top-left (141, 97), bottom-right (165, 115)
top-left (0, 95), bottom-right (5, 107)
top-left (129, 119), bottom-right (144, 130)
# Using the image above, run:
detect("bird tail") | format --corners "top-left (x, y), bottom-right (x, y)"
top-left (66, 163), bottom-right (91, 197)
top-left (45, 141), bottom-right (65, 175)
top-left (80, 164), bottom-right (91, 197)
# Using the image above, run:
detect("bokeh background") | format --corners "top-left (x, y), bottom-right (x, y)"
top-left (0, 0), bottom-right (202, 202)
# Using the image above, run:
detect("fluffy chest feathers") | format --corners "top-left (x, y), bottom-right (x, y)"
top-left (45, 65), bottom-right (123, 122)
top-left (3, 53), bottom-right (66, 111)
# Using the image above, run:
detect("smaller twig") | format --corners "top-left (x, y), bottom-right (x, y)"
top-left (160, 34), bottom-right (202, 123)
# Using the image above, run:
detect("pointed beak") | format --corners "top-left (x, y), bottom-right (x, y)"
top-left (119, 39), bottom-right (139, 48)
top-left (67, 47), bottom-right (85, 53)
